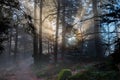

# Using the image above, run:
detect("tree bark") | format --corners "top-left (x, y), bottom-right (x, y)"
top-left (39, 0), bottom-right (43, 58)
top-left (92, 0), bottom-right (103, 58)
top-left (54, 0), bottom-right (60, 63)
top-left (14, 25), bottom-right (18, 58)
top-left (8, 28), bottom-right (12, 56)
top-left (33, 0), bottom-right (39, 63)
top-left (61, 0), bottom-right (66, 61)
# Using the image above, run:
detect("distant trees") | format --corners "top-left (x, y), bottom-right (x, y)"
top-left (20, 0), bottom-right (120, 63)
top-left (1, 0), bottom-right (120, 64)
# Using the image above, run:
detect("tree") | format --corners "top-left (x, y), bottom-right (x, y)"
top-left (8, 28), bottom-right (12, 55)
top-left (54, 0), bottom-right (60, 63)
top-left (92, 0), bottom-right (104, 58)
top-left (61, 0), bottom-right (66, 61)
top-left (0, 0), bottom-right (20, 54)
top-left (100, 0), bottom-right (120, 63)
top-left (14, 24), bottom-right (18, 58)
top-left (39, 0), bottom-right (43, 58)
top-left (32, 0), bottom-right (39, 63)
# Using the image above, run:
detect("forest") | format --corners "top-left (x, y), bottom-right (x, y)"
top-left (0, 0), bottom-right (120, 80)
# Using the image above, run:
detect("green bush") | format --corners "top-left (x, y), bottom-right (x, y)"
top-left (57, 69), bottom-right (72, 80)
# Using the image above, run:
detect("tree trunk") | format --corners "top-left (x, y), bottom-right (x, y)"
top-left (8, 28), bottom-right (12, 56)
top-left (61, 0), bottom-right (66, 61)
top-left (33, 0), bottom-right (39, 63)
top-left (39, 0), bottom-right (43, 58)
top-left (54, 0), bottom-right (60, 63)
top-left (92, 0), bottom-right (103, 58)
top-left (48, 40), bottom-right (50, 54)
top-left (14, 25), bottom-right (18, 58)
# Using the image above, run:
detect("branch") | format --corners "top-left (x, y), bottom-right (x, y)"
top-left (42, 12), bottom-right (57, 23)
top-left (73, 8), bottom-right (120, 25)
top-left (0, 1), bottom-right (19, 9)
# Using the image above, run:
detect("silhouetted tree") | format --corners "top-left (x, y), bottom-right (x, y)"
top-left (100, 0), bottom-right (120, 63)
top-left (54, 0), bottom-right (60, 63)
top-left (0, 0), bottom-right (20, 54)
top-left (92, 0), bottom-right (104, 58)
top-left (39, 0), bottom-right (43, 58)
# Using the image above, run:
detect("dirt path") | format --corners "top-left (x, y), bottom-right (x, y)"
top-left (9, 57), bottom-right (38, 80)
top-left (0, 56), bottom-right (43, 80)
top-left (0, 54), bottom-right (98, 80)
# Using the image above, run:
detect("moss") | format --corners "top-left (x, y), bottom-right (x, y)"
top-left (57, 69), bottom-right (72, 80)
top-left (69, 70), bottom-right (119, 80)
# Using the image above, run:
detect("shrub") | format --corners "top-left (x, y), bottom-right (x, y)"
top-left (57, 69), bottom-right (72, 80)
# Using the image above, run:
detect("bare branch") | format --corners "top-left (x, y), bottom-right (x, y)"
top-left (42, 12), bottom-right (57, 23)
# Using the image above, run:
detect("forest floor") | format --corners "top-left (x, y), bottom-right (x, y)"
top-left (0, 53), bottom-right (42, 80)
top-left (0, 54), bottom-right (100, 80)
top-left (32, 60), bottom-right (98, 80)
